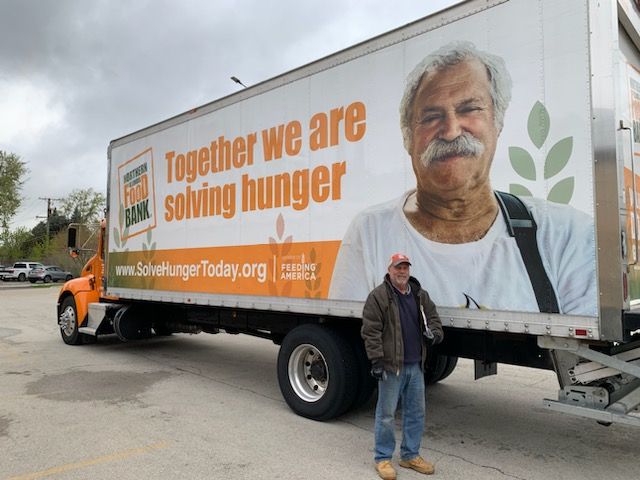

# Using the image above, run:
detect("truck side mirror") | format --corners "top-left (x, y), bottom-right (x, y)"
top-left (68, 227), bottom-right (77, 248)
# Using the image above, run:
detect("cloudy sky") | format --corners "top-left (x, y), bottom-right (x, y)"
top-left (1, 0), bottom-right (458, 230)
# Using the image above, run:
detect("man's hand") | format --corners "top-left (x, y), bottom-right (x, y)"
top-left (370, 360), bottom-right (387, 381)
top-left (424, 327), bottom-right (435, 346)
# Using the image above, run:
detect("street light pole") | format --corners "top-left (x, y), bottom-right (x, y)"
top-left (230, 76), bottom-right (247, 88)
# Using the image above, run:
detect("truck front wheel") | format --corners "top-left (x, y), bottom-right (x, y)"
top-left (58, 296), bottom-right (84, 345)
top-left (277, 325), bottom-right (357, 421)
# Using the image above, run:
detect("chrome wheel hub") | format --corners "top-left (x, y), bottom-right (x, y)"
top-left (288, 344), bottom-right (328, 402)
top-left (59, 305), bottom-right (76, 337)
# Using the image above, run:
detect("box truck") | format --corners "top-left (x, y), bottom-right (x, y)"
top-left (58, 0), bottom-right (640, 425)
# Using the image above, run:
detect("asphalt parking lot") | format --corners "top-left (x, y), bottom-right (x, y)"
top-left (1, 287), bottom-right (639, 480)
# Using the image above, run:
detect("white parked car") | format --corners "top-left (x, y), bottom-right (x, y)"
top-left (2, 262), bottom-right (45, 282)
top-left (0, 265), bottom-right (10, 280)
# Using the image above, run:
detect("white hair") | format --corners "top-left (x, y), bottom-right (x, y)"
top-left (399, 41), bottom-right (512, 153)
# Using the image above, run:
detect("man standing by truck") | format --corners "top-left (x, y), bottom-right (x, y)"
top-left (362, 253), bottom-right (443, 479)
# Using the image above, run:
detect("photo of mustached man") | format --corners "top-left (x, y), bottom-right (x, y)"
top-left (329, 41), bottom-right (596, 316)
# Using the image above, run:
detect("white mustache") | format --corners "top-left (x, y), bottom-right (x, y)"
top-left (420, 132), bottom-right (485, 166)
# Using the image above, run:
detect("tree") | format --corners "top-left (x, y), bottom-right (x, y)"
top-left (60, 188), bottom-right (105, 224)
top-left (0, 151), bottom-right (28, 241)
top-left (31, 211), bottom-right (70, 246)
top-left (0, 227), bottom-right (34, 260)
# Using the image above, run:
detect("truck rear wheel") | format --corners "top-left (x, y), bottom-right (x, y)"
top-left (424, 353), bottom-right (458, 385)
top-left (437, 355), bottom-right (458, 382)
top-left (277, 325), bottom-right (357, 421)
top-left (348, 331), bottom-right (377, 410)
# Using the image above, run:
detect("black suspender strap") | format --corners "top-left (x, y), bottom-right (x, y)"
top-left (494, 191), bottom-right (560, 314)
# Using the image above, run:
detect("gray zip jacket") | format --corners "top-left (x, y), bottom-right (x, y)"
top-left (361, 275), bottom-right (444, 374)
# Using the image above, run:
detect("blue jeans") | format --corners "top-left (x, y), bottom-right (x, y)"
top-left (374, 362), bottom-right (425, 462)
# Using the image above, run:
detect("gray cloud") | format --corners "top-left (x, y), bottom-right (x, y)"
top-left (0, 0), bottom-right (457, 228)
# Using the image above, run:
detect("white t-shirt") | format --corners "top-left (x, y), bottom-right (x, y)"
top-left (329, 190), bottom-right (597, 316)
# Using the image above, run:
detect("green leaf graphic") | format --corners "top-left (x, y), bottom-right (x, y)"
top-left (544, 137), bottom-right (573, 179)
top-left (547, 177), bottom-right (575, 204)
top-left (528, 101), bottom-right (550, 149)
top-left (509, 147), bottom-right (536, 180)
top-left (509, 184), bottom-right (533, 197)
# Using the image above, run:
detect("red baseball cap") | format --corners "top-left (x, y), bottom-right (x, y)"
top-left (388, 253), bottom-right (411, 268)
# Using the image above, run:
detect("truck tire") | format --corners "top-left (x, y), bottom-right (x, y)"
top-left (424, 354), bottom-right (458, 384)
top-left (437, 356), bottom-right (458, 382)
top-left (348, 331), bottom-right (377, 410)
top-left (18, 273), bottom-right (26, 282)
top-left (277, 325), bottom-right (357, 421)
top-left (58, 296), bottom-right (90, 345)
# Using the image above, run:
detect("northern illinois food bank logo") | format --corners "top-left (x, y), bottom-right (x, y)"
top-left (118, 148), bottom-right (157, 240)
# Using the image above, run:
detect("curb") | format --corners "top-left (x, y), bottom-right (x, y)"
top-left (0, 283), bottom-right (59, 291)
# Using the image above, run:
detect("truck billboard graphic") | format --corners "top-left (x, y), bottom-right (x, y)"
top-left (623, 64), bottom-right (640, 301)
top-left (108, 0), bottom-right (596, 317)
top-left (117, 148), bottom-right (157, 241)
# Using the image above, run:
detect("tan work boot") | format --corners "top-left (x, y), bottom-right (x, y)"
top-left (399, 456), bottom-right (435, 475)
top-left (375, 460), bottom-right (397, 480)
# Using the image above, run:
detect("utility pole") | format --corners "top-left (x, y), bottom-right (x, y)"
top-left (37, 197), bottom-right (63, 246)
